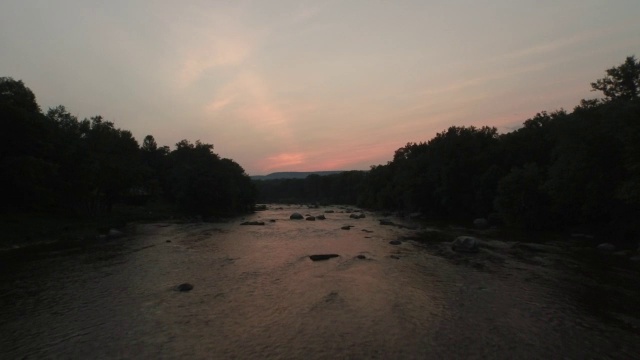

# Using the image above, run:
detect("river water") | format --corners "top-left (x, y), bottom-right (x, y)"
top-left (1, 206), bottom-right (638, 359)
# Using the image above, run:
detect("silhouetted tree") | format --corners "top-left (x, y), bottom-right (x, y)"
top-left (0, 77), bottom-right (40, 113)
top-left (591, 55), bottom-right (640, 101)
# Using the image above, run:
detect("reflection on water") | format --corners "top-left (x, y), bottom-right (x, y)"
top-left (1, 206), bottom-right (638, 359)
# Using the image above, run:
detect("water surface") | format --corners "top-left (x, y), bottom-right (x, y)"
top-left (1, 206), bottom-right (638, 358)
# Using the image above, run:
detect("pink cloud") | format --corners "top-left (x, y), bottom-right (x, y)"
top-left (263, 153), bottom-right (306, 171)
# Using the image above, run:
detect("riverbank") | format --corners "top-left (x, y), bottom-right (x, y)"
top-left (400, 224), bottom-right (640, 333)
top-left (0, 201), bottom-right (192, 258)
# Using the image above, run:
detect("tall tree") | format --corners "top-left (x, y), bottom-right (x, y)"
top-left (591, 56), bottom-right (640, 101)
top-left (0, 77), bottom-right (40, 113)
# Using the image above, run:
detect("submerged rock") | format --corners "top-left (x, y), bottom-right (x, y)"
top-left (306, 216), bottom-right (316, 221)
top-left (290, 213), bottom-right (304, 220)
top-left (324, 210), bottom-right (335, 213)
top-left (108, 229), bottom-right (124, 239)
top-left (596, 243), bottom-right (616, 252)
top-left (241, 221), bottom-right (265, 226)
top-left (309, 254), bottom-right (339, 261)
top-left (389, 240), bottom-right (402, 245)
top-left (316, 214), bottom-right (326, 220)
top-left (380, 219), bottom-right (395, 226)
top-left (356, 255), bottom-right (366, 260)
top-left (177, 283), bottom-right (194, 292)
top-left (473, 218), bottom-right (488, 229)
top-left (341, 225), bottom-right (353, 230)
top-left (452, 236), bottom-right (479, 253)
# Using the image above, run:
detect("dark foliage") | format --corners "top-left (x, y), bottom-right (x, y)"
top-left (0, 77), bottom-right (255, 220)
top-left (254, 171), bottom-right (365, 205)
top-left (255, 57), bottom-right (640, 241)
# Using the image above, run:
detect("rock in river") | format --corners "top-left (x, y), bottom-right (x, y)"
top-left (177, 283), bottom-right (194, 292)
top-left (596, 243), bottom-right (616, 252)
top-left (241, 221), bottom-right (265, 226)
top-left (452, 236), bottom-right (479, 253)
top-left (306, 216), bottom-right (316, 221)
top-left (309, 254), bottom-right (339, 261)
top-left (290, 213), bottom-right (304, 220)
top-left (473, 218), bottom-right (488, 229)
top-left (108, 229), bottom-right (124, 239)
top-left (389, 240), bottom-right (402, 245)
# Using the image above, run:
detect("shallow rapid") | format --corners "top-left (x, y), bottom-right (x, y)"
top-left (1, 206), bottom-right (638, 359)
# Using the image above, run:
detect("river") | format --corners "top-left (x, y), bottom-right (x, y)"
top-left (1, 205), bottom-right (638, 359)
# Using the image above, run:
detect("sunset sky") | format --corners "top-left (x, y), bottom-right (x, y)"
top-left (1, 1), bottom-right (639, 175)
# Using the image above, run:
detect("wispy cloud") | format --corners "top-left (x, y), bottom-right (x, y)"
top-left (178, 37), bottom-right (253, 88)
top-left (204, 96), bottom-right (234, 113)
top-left (264, 152), bottom-right (306, 171)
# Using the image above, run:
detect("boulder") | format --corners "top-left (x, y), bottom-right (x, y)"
top-left (349, 213), bottom-right (361, 219)
top-left (389, 240), bottom-right (402, 245)
top-left (473, 218), bottom-right (488, 229)
top-left (309, 254), bottom-right (339, 261)
top-left (356, 255), bottom-right (366, 260)
top-left (306, 216), bottom-right (316, 221)
top-left (341, 225), bottom-right (353, 230)
top-left (325, 210), bottom-right (335, 213)
top-left (290, 213), bottom-right (304, 220)
top-left (596, 243), bottom-right (616, 252)
top-left (452, 236), bottom-right (479, 253)
top-left (316, 214), bottom-right (326, 220)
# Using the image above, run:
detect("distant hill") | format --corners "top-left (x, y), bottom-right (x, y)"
top-left (251, 171), bottom-right (343, 180)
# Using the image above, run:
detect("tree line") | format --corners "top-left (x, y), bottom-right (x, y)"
top-left (0, 78), bottom-right (256, 218)
top-left (255, 56), bottom-right (640, 238)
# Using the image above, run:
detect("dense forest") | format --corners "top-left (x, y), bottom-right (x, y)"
top-left (0, 78), bottom-right (256, 221)
top-left (255, 57), bottom-right (640, 240)
top-left (2, 57), bottom-right (639, 246)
